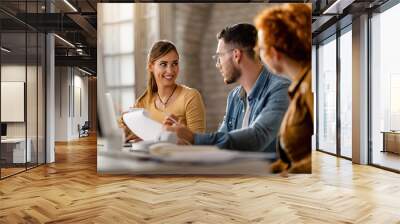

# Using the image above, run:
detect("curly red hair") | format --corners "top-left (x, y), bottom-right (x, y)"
top-left (255, 3), bottom-right (311, 62)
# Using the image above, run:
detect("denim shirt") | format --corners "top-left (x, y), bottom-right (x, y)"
top-left (194, 66), bottom-right (290, 153)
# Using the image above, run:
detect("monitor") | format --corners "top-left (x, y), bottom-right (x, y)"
top-left (1, 123), bottom-right (7, 137)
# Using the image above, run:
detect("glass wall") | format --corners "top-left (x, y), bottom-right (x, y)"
top-left (317, 36), bottom-right (337, 154)
top-left (1, 31), bottom-right (28, 177)
top-left (316, 26), bottom-right (353, 159)
top-left (315, 1), bottom-right (400, 171)
top-left (0, 1), bottom-right (46, 179)
top-left (371, 3), bottom-right (400, 171)
top-left (339, 28), bottom-right (352, 158)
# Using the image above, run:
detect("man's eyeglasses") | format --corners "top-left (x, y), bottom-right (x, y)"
top-left (212, 49), bottom-right (235, 65)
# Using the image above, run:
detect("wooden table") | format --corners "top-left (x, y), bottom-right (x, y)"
top-left (97, 145), bottom-right (272, 175)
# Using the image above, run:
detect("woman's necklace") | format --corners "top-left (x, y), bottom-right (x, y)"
top-left (157, 85), bottom-right (177, 109)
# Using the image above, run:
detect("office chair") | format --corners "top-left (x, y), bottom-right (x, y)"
top-left (79, 121), bottom-right (90, 138)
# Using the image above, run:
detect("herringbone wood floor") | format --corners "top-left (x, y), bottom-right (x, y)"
top-left (1, 135), bottom-right (400, 224)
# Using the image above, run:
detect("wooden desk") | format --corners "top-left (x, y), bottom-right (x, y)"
top-left (381, 131), bottom-right (400, 154)
top-left (97, 145), bottom-right (272, 175)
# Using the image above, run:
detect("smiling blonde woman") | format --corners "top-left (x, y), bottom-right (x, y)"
top-left (119, 40), bottom-right (206, 142)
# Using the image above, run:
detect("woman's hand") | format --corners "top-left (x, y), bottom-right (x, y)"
top-left (119, 107), bottom-right (142, 143)
top-left (125, 133), bottom-right (142, 143)
top-left (163, 113), bottom-right (179, 127)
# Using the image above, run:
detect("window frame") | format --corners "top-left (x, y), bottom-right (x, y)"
top-left (315, 21), bottom-right (353, 161)
top-left (368, 0), bottom-right (400, 173)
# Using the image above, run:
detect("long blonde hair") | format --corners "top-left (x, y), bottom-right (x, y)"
top-left (137, 40), bottom-right (179, 103)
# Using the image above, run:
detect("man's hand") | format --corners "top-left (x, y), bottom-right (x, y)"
top-left (165, 123), bottom-right (195, 145)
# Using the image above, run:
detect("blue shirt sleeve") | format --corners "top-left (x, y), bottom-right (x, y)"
top-left (217, 92), bottom-right (233, 133)
top-left (194, 82), bottom-right (289, 152)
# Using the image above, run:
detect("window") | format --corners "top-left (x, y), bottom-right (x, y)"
top-left (339, 28), bottom-right (352, 158)
top-left (317, 36), bottom-right (337, 154)
top-left (371, 3), bottom-right (400, 171)
top-left (312, 45), bottom-right (317, 150)
top-left (100, 4), bottom-right (135, 114)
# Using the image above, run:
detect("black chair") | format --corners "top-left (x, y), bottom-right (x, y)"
top-left (79, 121), bottom-right (90, 138)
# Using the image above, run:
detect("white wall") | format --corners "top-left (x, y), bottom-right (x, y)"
top-left (1, 65), bottom-right (35, 137)
top-left (72, 73), bottom-right (89, 138)
top-left (1, 64), bottom-right (46, 164)
top-left (55, 67), bottom-right (68, 141)
top-left (55, 67), bottom-right (89, 141)
top-left (199, 4), bottom-right (273, 131)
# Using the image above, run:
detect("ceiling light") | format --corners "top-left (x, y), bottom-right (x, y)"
top-left (78, 67), bottom-right (93, 76)
top-left (1, 47), bottom-right (11, 53)
top-left (63, 0), bottom-right (78, 12)
top-left (54, 34), bottom-right (75, 48)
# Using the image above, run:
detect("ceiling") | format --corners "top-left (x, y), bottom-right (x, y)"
top-left (0, 0), bottom-right (97, 75)
top-left (311, 0), bottom-right (391, 44)
top-left (1, 0), bottom-right (394, 75)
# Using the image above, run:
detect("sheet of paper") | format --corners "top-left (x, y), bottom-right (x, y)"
top-left (122, 109), bottom-right (163, 141)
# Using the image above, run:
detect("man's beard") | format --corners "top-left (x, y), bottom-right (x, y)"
top-left (225, 63), bottom-right (241, 84)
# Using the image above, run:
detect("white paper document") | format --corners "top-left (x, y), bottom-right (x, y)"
top-left (122, 109), bottom-right (163, 141)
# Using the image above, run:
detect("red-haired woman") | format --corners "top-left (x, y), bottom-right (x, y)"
top-left (255, 4), bottom-right (313, 173)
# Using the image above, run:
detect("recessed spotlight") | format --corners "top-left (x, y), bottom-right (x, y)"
top-left (63, 0), bottom-right (78, 12)
top-left (1, 47), bottom-right (11, 53)
top-left (78, 67), bottom-right (93, 76)
top-left (54, 34), bottom-right (75, 48)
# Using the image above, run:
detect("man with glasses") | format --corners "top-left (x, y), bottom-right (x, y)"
top-left (165, 23), bottom-right (290, 154)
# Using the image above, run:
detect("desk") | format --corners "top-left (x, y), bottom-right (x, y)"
top-left (97, 146), bottom-right (271, 175)
top-left (381, 131), bottom-right (400, 154)
top-left (1, 138), bottom-right (31, 163)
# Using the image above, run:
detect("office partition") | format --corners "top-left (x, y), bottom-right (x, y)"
top-left (0, 1), bottom-right (47, 179)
